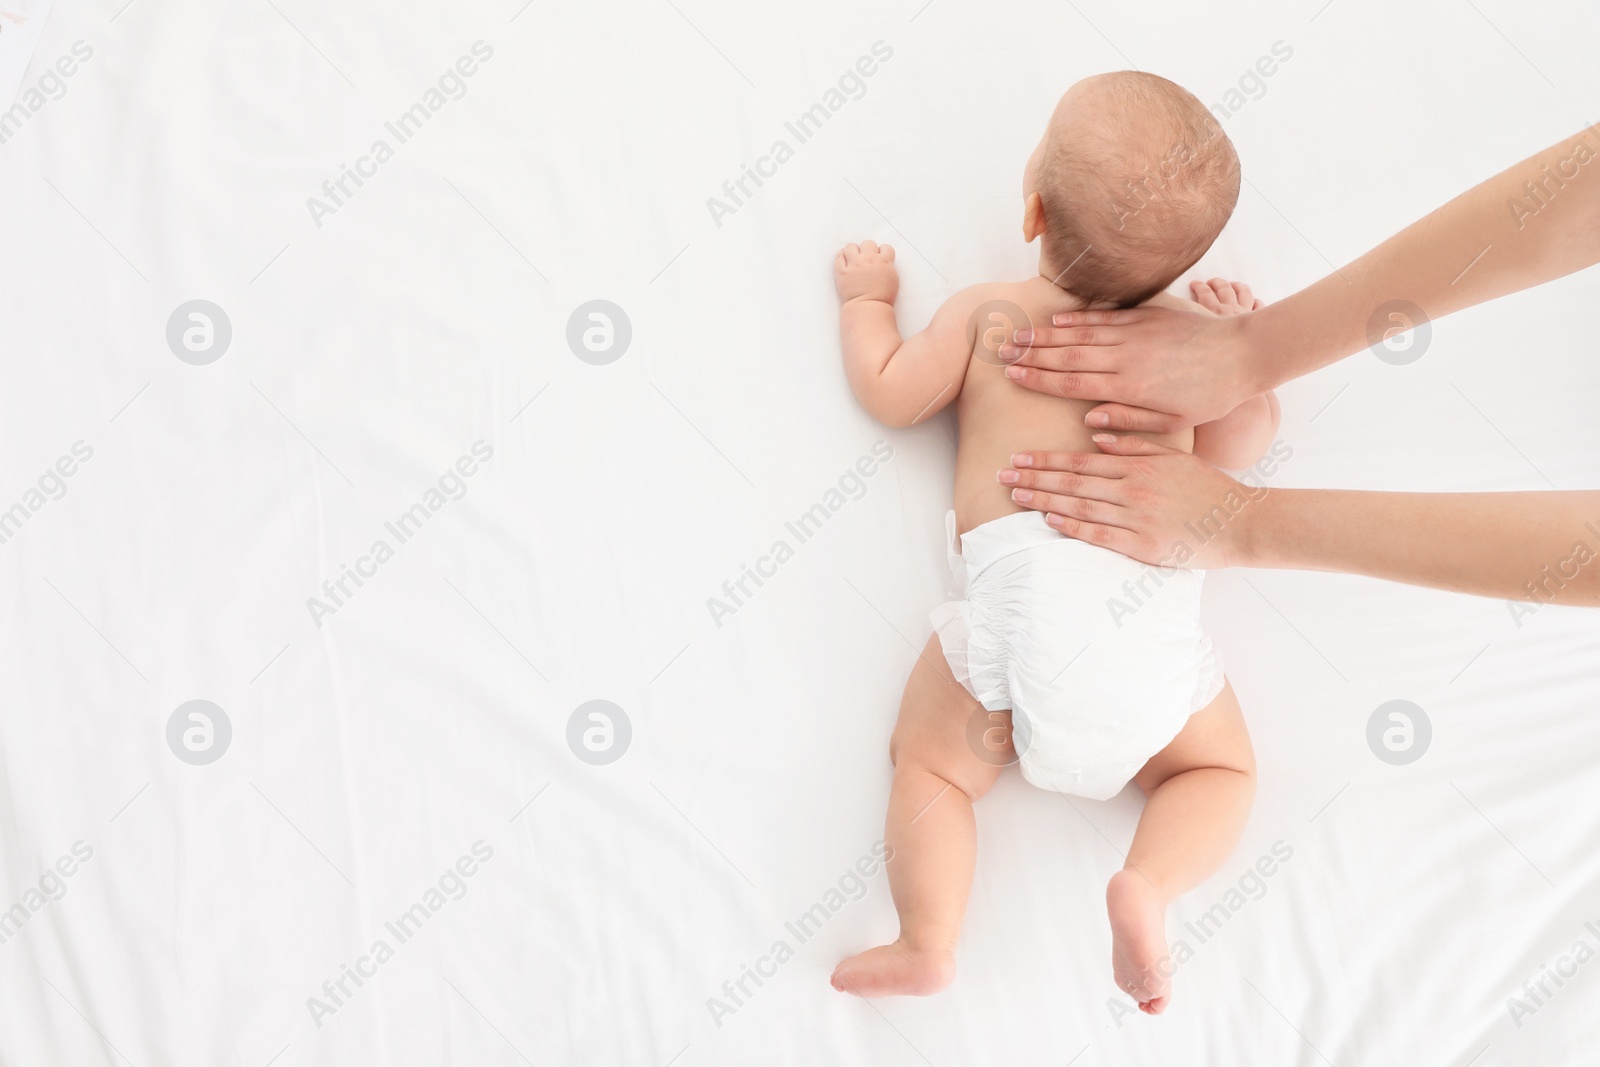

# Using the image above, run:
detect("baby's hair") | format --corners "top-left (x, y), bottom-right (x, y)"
top-left (1038, 72), bottom-right (1240, 307)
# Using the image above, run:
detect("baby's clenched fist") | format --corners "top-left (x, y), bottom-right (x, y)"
top-left (834, 241), bottom-right (899, 304)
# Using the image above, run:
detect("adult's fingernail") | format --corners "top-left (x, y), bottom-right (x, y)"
top-left (1005, 366), bottom-right (1025, 379)
top-left (1011, 453), bottom-right (1033, 468)
top-left (1046, 513), bottom-right (1064, 526)
top-left (998, 469), bottom-right (1019, 484)
top-left (1011, 489), bottom-right (1033, 503)
top-left (1087, 411), bottom-right (1110, 427)
top-left (1092, 433), bottom-right (1116, 444)
top-left (1013, 329), bottom-right (1033, 344)
top-left (998, 344), bottom-right (1019, 362)
top-left (1053, 313), bottom-right (1073, 326)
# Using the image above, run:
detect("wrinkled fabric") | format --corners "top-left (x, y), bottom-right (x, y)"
top-left (932, 511), bottom-right (1225, 800)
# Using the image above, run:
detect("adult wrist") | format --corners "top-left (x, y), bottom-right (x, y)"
top-left (1236, 484), bottom-right (1293, 569)
top-left (1233, 308), bottom-right (1279, 397)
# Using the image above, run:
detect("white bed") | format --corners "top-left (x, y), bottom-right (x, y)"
top-left (4, 0), bottom-right (1600, 1063)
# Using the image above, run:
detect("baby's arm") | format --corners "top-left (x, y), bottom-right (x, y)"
top-left (835, 241), bottom-right (990, 428)
top-left (1163, 280), bottom-right (1281, 470)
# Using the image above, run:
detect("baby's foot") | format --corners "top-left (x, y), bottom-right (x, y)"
top-left (830, 940), bottom-right (955, 998)
top-left (1106, 868), bottom-right (1173, 1014)
top-left (1190, 278), bottom-right (1263, 317)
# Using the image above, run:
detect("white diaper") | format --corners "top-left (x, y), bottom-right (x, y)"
top-left (931, 511), bottom-right (1225, 801)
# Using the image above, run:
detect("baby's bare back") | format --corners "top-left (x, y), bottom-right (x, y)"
top-left (953, 277), bottom-right (1195, 536)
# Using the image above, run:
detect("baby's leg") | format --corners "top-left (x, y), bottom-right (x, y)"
top-left (1107, 681), bottom-right (1255, 1015)
top-left (831, 634), bottom-right (1009, 998)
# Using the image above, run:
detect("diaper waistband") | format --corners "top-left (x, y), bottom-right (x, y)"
top-left (947, 509), bottom-right (1066, 577)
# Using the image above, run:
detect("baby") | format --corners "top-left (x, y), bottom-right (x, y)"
top-left (829, 72), bottom-right (1280, 1012)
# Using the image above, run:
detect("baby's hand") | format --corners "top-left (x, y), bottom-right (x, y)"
top-left (834, 241), bottom-right (899, 304)
top-left (1189, 278), bottom-right (1263, 318)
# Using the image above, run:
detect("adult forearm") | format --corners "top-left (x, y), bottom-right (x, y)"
top-left (1246, 488), bottom-right (1600, 606)
top-left (1244, 129), bottom-right (1600, 393)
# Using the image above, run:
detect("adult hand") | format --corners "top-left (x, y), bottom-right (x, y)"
top-left (998, 303), bottom-right (1263, 433)
top-left (999, 434), bottom-right (1261, 568)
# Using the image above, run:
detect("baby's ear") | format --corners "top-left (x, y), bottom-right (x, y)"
top-left (1022, 191), bottom-right (1045, 243)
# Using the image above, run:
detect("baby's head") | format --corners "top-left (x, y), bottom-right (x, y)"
top-left (1023, 72), bottom-right (1240, 306)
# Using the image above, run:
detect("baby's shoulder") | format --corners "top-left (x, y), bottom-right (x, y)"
top-left (932, 282), bottom-right (1033, 358)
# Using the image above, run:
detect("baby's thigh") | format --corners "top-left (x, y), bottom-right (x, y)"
top-left (1132, 680), bottom-right (1256, 792)
top-left (890, 634), bottom-right (1012, 799)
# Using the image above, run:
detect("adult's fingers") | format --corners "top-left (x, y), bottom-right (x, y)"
top-left (1000, 467), bottom-right (1128, 504)
top-left (1050, 308), bottom-right (1142, 328)
top-left (1008, 449), bottom-right (1132, 477)
top-left (1008, 487), bottom-right (1130, 529)
top-left (1081, 403), bottom-right (1185, 434)
top-left (998, 342), bottom-right (1121, 371)
top-left (1088, 432), bottom-right (1185, 457)
top-left (1003, 365), bottom-right (1124, 403)
top-left (1010, 324), bottom-right (1120, 351)
top-left (1043, 513), bottom-right (1146, 557)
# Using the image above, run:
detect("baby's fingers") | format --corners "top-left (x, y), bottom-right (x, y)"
top-left (1207, 278), bottom-right (1241, 311)
top-left (1190, 279), bottom-right (1217, 309)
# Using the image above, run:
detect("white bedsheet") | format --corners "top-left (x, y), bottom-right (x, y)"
top-left (4, 1), bottom-right (1600, 1064)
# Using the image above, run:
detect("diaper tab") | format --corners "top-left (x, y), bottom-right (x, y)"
top-left (943, 510), bottom-right (966, 594)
